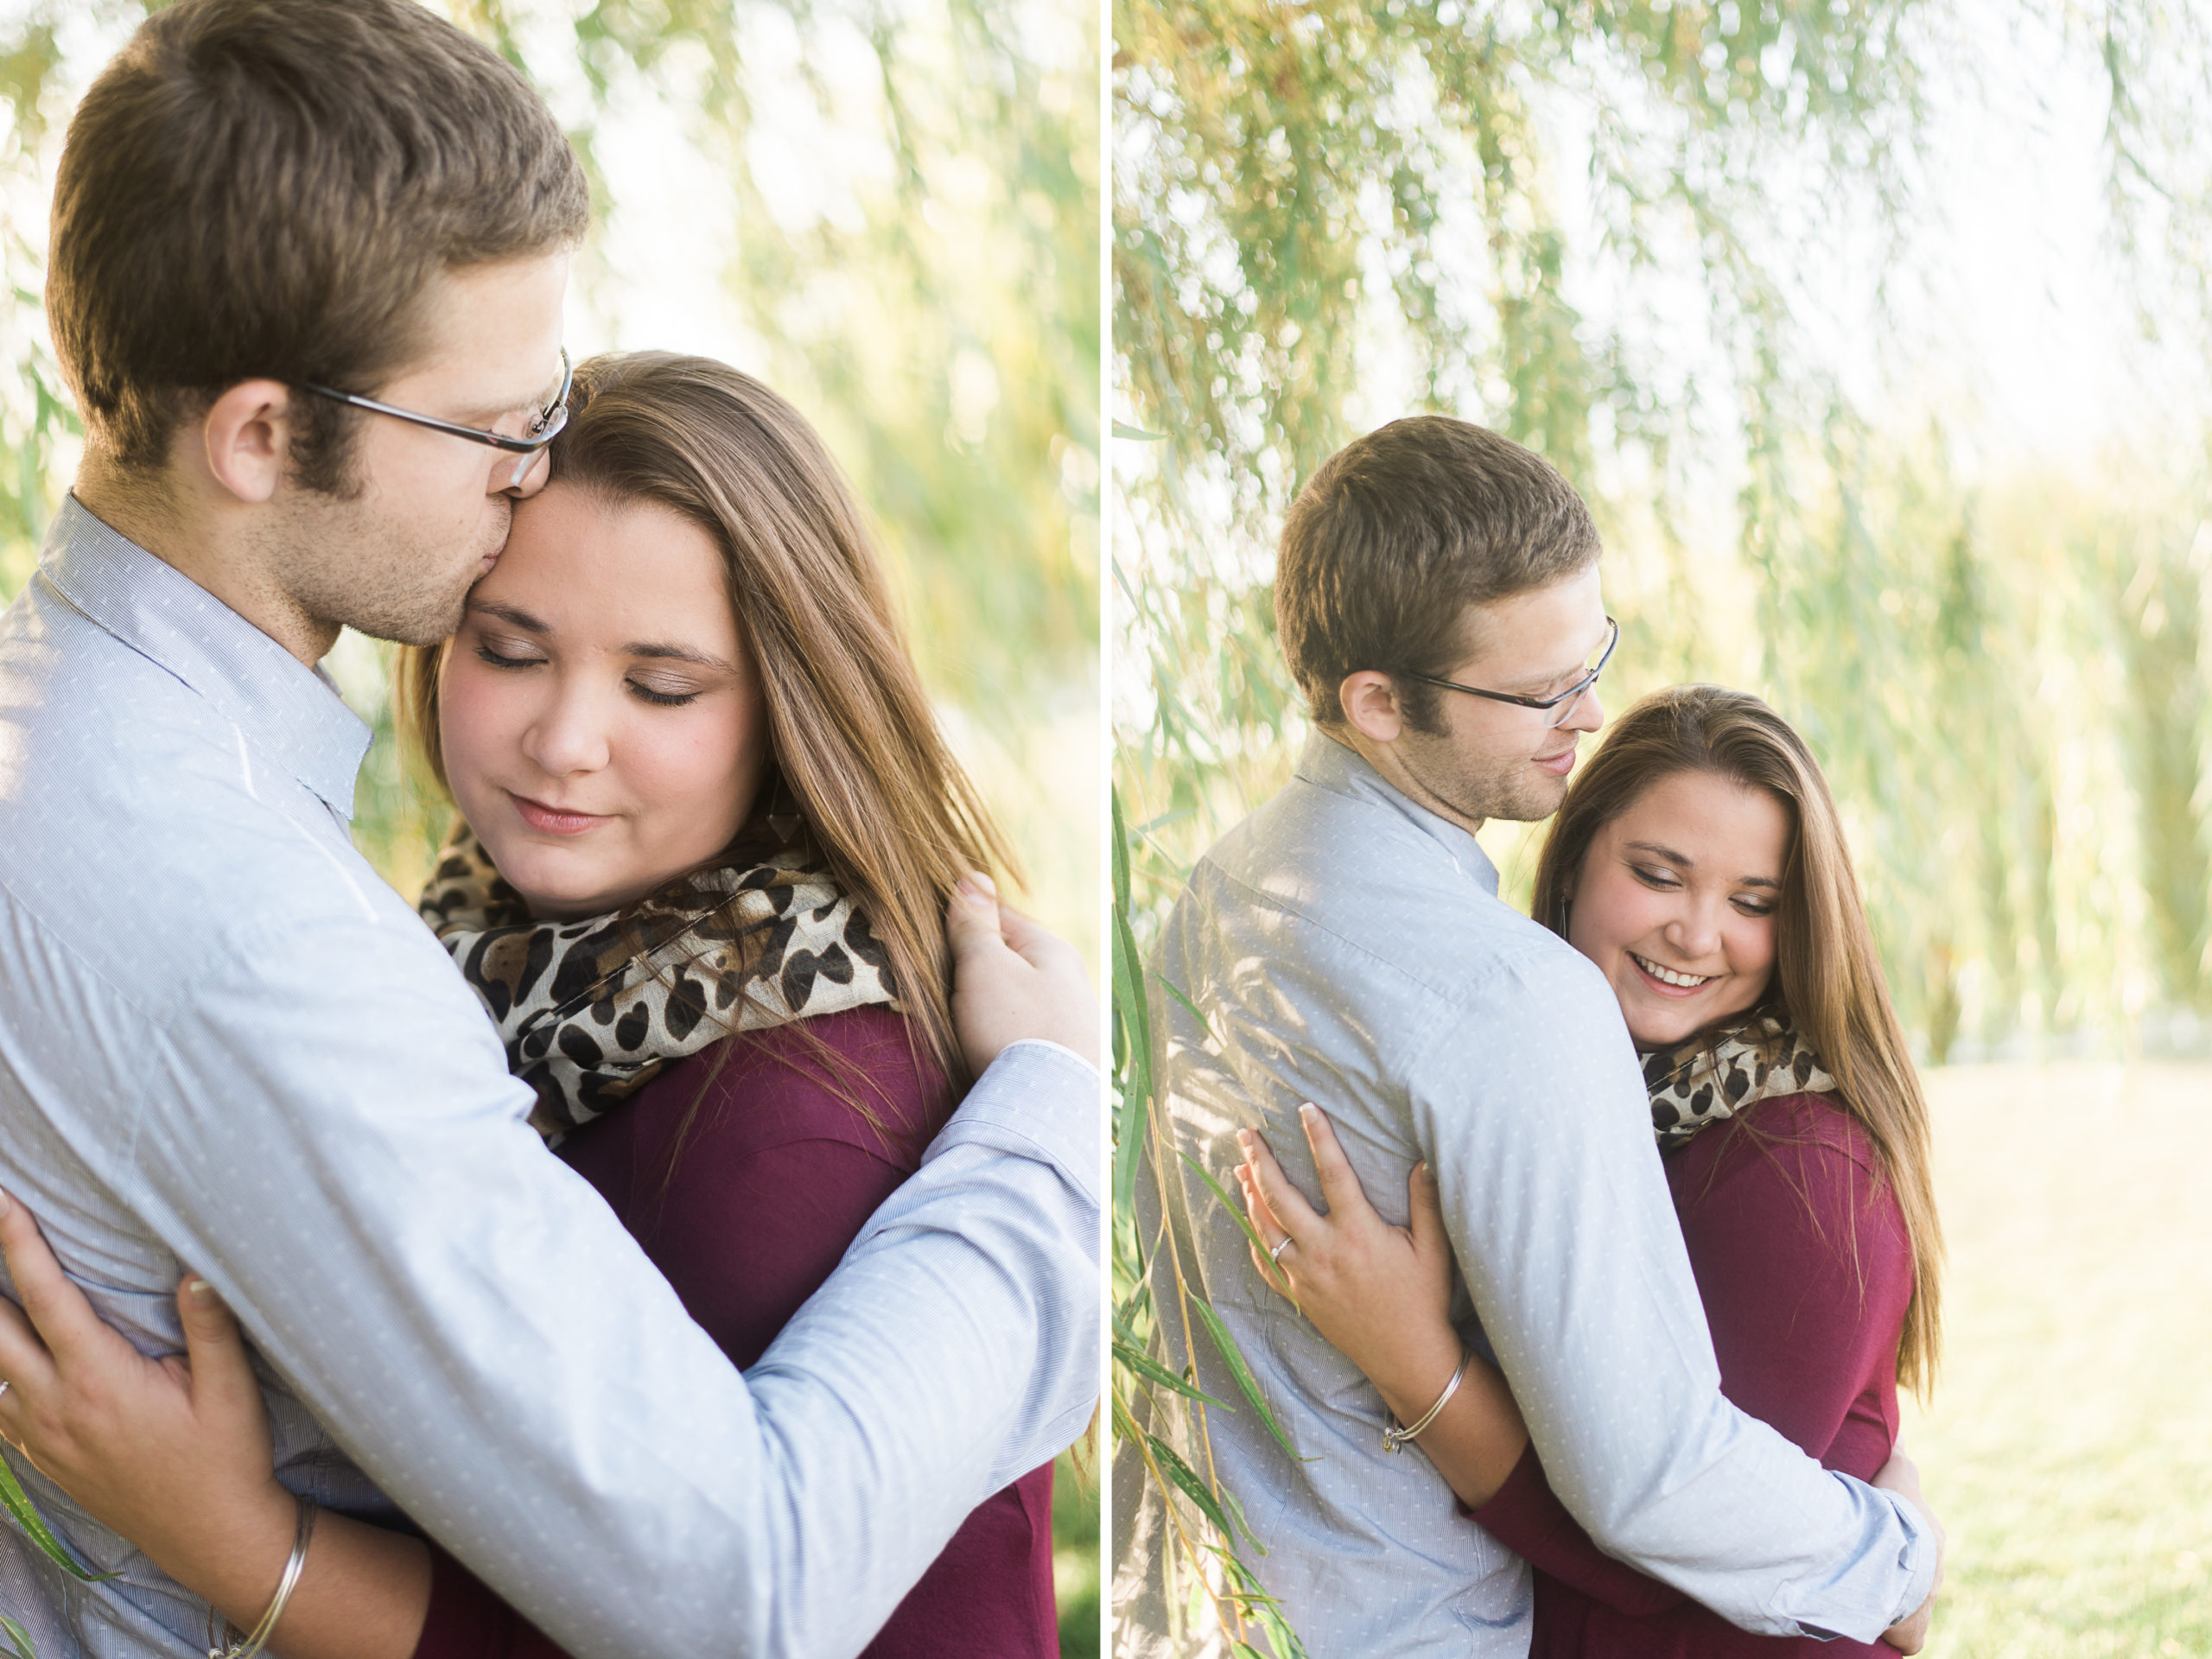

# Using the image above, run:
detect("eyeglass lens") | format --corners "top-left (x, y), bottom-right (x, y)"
top-left (1544, 679), bottom-right (1595, 728)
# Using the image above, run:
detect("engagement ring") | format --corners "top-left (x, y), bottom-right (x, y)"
top-left (1268, 1234), bottom-right (1295, 1265)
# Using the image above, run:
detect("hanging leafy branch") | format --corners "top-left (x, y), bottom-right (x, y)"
top-left (1112, 2), bottom-right (2212, 1649)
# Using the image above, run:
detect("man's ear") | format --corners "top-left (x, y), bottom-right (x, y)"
top-left (198, 379), bottom-right (297, 505)
top-left (1338, 671), bottom-right (1406, 744)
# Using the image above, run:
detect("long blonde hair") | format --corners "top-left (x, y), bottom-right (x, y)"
top-left (399, 350), bottom-right (1016, 1091)
top-left (1530, 684), bottom-right (1944, 1395)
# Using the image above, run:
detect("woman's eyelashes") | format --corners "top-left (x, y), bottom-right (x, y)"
top-left (470, 638), bottom-right (705, 707)
top-left (1627, 861), bottom-right (1776, 917)
top-left (474, 639), bottom-right (546, 671)
top-left (626, 679), bottom-right (702, 708)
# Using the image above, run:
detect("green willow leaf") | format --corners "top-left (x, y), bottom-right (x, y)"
top-left (1176, 1147), bottom-right (1287, 1307)
top-left (1153, 969), bottom-right (1214, 1042)
top-left (0, 1456), bottom-right (116, 1584)
top-left (1185, 1293), bottom-right (1301, 1462)
top-left (1142, 1429), bottom-right (1240, 1545)
top-left (1113, 1334), bottom-right (1232, 1410)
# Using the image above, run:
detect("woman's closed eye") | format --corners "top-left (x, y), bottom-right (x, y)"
top-left (474, 638), bottom-right (547, 671)
top-left (626, 677), bottom-right (702, 708)
top-left (1630, 862), bottom-right (1775, 918)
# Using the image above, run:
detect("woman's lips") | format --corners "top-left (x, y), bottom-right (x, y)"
top-left (508, 792), bottom-right (611, 836)
top-left (1629, 951), bottom-right (1714, 998)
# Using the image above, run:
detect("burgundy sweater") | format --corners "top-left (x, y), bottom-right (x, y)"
top-left (1471, 1092), bottom-right (1914, 1659)
top-left (409, 1006), bottom-right (1059, 1659)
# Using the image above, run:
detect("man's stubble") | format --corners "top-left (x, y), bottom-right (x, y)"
top-left (1394, 714), bottom-right (1571, 829)
top-left (268, 482), bottom-right (512, 651)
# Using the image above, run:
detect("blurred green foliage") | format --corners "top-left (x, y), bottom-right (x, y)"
top-left (1113, 0), bottom-right (2212, 1058)
top-left (1112, 2), bottom-right (2212, 1650)
top-left (0, 0), bottom-right (1100, 1646)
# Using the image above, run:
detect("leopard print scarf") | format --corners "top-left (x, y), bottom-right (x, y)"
top-left (419, 820), bottom-right (899, 1140)
top-left (1643, 1012), bottom-right (1837, 1149)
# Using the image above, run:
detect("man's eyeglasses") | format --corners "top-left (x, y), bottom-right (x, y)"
top-left (1398, 616), bottom-right (1620, 729)
top-left (297, 346), bottom-right (573, 491)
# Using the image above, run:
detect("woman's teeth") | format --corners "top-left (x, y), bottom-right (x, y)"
top-left (1632, 953), bottom-right (1713, 989)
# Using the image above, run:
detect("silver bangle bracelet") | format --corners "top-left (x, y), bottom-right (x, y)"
top-left (207, 1493), bottom-right (318, 1659)
top-left (1382, 1349), bottom-right (1471, 1454)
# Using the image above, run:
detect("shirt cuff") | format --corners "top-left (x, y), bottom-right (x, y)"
top-left (1884, 1484), bottom-right (1941, 1626)
top-left (930, 1038), bottom-right (1101, 1204)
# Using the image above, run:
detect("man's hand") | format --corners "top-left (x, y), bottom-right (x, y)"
top-left (1874, 1446), bottom-right (1943, 1653)
top-left (946, 873), bottom-right (1098, 1073)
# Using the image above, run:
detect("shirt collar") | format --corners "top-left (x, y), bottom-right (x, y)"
top-left (37, 495), bottom-right (372, 820)
top-left (1294, 728), bottom-right (1502, 897)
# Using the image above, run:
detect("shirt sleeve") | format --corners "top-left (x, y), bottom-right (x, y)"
top-left (125, 906), bottom-right (1099, 1659)
top-left (1465, 1443), bottom-right (1687, 1617)
top-left (1465, 1100), bottom-right (1913, 1623)
top-left (1409, 945), bottom-right (1934, 1643)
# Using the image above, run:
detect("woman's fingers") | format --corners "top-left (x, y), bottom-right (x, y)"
top-left (1234, 1167), bottom-right (1294, 1297)
top-left (175, 1275), bottom-right (257, 1415)
top-left (1236, 1125), bottom-right (1323, 1237)
top-left (945, 879), bottom-right (1098, 1071)
top-left (0, 1188), bottom-right (104, 1370)
top-left (1236, 1161), bottom-right (1289, 1242)
top-left (0, 1278), bottom-right (54, 1414)
top-left (1407, 1161), bottom-right (1447, 1259)
top-left (1297, 1104), bottom-right (1375, 1224)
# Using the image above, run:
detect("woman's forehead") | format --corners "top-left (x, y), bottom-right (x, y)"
top-left (1608, 771), bottom-right (1792, 866)
top-left (483, 485), bottom-right (741, 657)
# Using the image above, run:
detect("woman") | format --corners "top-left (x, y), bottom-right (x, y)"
top-left (1236, 684), bottom-right (1943, 1656)
top-left (0, 353), bottom-right (1063, 1657)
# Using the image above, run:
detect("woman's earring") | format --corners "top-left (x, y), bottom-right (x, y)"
top-left (766, 776), bottom-right (804, 847)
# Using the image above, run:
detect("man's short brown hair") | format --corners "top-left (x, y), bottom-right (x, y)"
top-left (47, 0), bottom-right (589, 491)
top-left (1274, 416), bottom-right (1601, 734)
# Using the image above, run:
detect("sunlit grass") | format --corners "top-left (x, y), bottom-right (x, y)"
top-left (1905, 1061), bottom-right (2212, 1657)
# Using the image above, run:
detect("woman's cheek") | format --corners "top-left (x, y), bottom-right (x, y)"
top-left (438, 659), bottom-right (524, 805)
top-left (645, 706), bottom-right (761, 850)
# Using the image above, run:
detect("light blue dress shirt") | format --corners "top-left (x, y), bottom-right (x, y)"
top-left (0, 496), bottom-right (1100, 1659)
top-left (1112, 731), bottom-right (1931, 1656)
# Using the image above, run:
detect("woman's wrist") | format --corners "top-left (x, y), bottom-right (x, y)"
top-left (1362, 1325), bottom-right (1470, 1428)
top-left (140, 1478), bottom-right (301, 1637)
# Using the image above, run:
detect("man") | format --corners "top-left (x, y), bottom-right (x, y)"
top-left (1113, 416), bottom-right (1936, 1655)
top-left (0, 4), bottom-right (1097, 1656)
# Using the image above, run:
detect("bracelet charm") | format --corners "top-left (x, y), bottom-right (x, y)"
top-left (1382, 1349), bottom-right (1471, 1454)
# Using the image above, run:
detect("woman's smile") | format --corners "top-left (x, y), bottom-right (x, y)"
top-left (1627, 951), bottom-right (1713, 992)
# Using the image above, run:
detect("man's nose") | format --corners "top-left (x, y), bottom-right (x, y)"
top-left (498, 447), bottom-right (553, 499)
